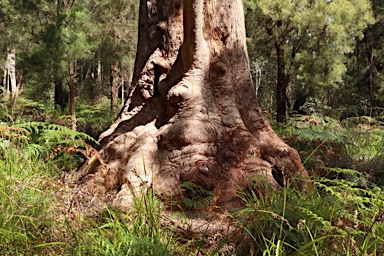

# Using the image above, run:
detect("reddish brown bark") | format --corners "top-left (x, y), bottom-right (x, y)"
top-left (76, 0), bottom-right (309, 210)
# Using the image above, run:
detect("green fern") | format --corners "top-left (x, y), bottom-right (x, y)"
top-left (0, 121), bottom-right (97, 172)
top-left (180, 182), bottom-right (214, 209)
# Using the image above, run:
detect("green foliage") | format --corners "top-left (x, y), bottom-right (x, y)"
top-left (0, 104), bottom-right (99, 254)
top-left (235, 170), bottom-right (384, 255)
top-left (343, 127), bottom-right (384, 162)
top-left (180, 182), bottom-right (214, 210)
top-left (277, 114), bottom-right (384, 178)
top-left (0, 99), bottom-right (99, 174)
top-left (0, 126), bottom-right (70, 254)
top-left (2, 0), bottom-right (139, 108)
top-left (76, 99), bottom-right (116, 138)
top-left (1, 104), bottom-right (384, 255)
top-left (1, 121), bottom-right (96, 159)
top-left (245, 0), bottom-right (374, 116)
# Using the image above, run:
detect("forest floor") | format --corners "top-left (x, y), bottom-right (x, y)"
top-left (1, 97), bottom-right (384, 255)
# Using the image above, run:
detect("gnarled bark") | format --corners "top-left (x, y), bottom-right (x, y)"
top-left (76, 0), bottom-right (309, 209)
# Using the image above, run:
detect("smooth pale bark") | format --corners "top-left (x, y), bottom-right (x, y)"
top-left (7, 49), bottom-right (17, 95)
top-left (96, 57), bottom-right (103, 99)
top-left (77, 0), bottom-right (309, 209)
top-left (2, 65), bottom-right (8, 95)
top-left (3, 49), bottom-right (17, 97)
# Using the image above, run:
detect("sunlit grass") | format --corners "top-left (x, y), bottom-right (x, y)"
top-left (1, 99), bottom-right (384, 255)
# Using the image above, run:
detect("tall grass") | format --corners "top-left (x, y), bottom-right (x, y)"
top-left (0, 118), bottom-right (96, 254)
top-left (86, 188), bottom-right (181, 255)
top-left (0, 135), bottom-right (57, 254)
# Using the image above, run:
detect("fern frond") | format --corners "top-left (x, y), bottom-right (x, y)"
top-left (180, 182), bottom-right (214, 209)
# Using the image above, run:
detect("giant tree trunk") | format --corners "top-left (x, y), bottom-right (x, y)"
top-left (77, 0), bottom-right (309, 209)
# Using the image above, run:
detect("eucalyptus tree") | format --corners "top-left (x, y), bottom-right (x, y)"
top-left (344, 0), bottom-right (384, 116)
top-left (18, 0), bottom-right (99, 128)
top-left (76, 0), bottom-right (309, 210)
top-left (0, 0), bottom-right (32, 99)
top-left (245, 0), bottom-right (374, 122)
top-left (90, 0), bottom-right (139, 108)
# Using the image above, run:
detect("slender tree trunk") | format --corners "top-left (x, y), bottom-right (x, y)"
top-left (121, 78), bottom-right (125, 106)
top-left (368, 28), bottom-right (374, 117)
top-left (54, 79), bottom-right (66, 110)
top-left (69, 60), bottom-right (76, 130)
top-left (254, 61), bottom-right (263, 97)
top-left (110, 60), bottom-right (119, 110)
top-left (94, 55), bottom-right (103, 99)
top-left (3, 49), bottom-right (17, 97)
top-left (275, 41), bottom-right (288, 123)
top-left (2, 66), bottom-right (7, 95)
top-left (12, 71), bottom-right (24, 108)
top-left (7, 49), bottom-right (17, 97)
top-left (77, 0), bottom-right (309, 210)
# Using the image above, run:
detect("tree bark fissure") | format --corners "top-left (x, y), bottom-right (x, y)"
top-left (77, 0), bottom-right (309, 210)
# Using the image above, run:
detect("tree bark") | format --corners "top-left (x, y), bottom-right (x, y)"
top-left (77, 0), bottom-right (309, 209)
top-left (110, 60), bottom-right (119, 110)
top-left (95, 56), bottom-right (103, 100)
top-left (276, 43), bottom-right (289, 124)
top-left (7, 48), bottom-right (17, 96)
top-left (3, 49), bottom-right (17, 97)
top-left (2, 65), bottom-right (8, 95)
top-left (55, 79), bottom-right (65, 110)
top-left (69, 60), bottom-right (76, 130)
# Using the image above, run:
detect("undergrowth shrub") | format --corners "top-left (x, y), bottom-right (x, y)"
top-left (1, 121), bottom-right (97, 174)
top-left (0, 119), bottom-right (100, 255)
top-left (2, 96), bottom-right (384, 255)
top-left (1, 95), bottom-right (115, 141)
top-left (235, 169), bottom-right (384, 255)
top-left (278, 114), bottom-right (384, 182)
top-left (76, 100), bottom-right (116, 139)
top-left (0, 135), bottom-right (64, 254)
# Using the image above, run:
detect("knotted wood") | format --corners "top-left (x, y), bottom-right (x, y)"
top-left (76, 0), bottom-right (309, 209)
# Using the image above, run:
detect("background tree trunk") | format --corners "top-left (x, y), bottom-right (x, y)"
top-left (7, 48), bottom-right (17, 96)
top-left (110, 60), bottom-right (119, 110)
top-left (276, 43), bottom-right (288, 124)
top-left (69, 60), bottom-right (76, 130)
top-left (77, 0), bottom-right (309, 209)
top-left (3, 49), bottom-right (17, 97)
top-left (54, 79), bottom-right (66, 110)
top-left (2, 64), bottom-right (9, 96)
top-left (95, 56), bottom-right (103, 100)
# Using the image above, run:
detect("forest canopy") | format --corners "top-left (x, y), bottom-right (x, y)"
top-left (0, 0), bottom-right (380, 122)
